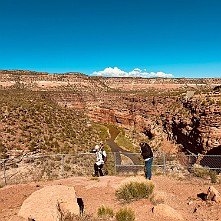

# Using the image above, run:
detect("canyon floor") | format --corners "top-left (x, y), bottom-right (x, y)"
top-left (0, 174), bottom-right (221, 221)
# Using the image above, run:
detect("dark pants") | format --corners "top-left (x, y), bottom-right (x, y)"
top-left (94, 163), bottom-right (104, 176)
top-left (145, 158), bottom-right (153, 180)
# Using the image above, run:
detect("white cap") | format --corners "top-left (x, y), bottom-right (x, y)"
top-left (94, 145), bottom-right (100, 150)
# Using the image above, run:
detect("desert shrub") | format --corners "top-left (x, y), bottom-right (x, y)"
top-left (97, 205), bottom-right (114, 219)
top-left (28, 142), bottom-right (36, 152)
top-left (64, 165), bottom-right (71, 172)
top-left (209, 170), bottom-right (218, 183)
top-left (59, 212), bottom-right (95, 221)
top-left (0, 142), bottom-right (6, 153)
top-left (57, 201), bottom-right (95, 221)
top-left (115, 207), bottom-right (135, 221)
top-left (115, 180), bottom-right (154, 202)
top-left (191, 164), bottom-right (210, 178)
top-left (0, 153), bottom-right (9, 159)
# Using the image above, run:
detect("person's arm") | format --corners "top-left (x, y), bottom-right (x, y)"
top-left (102, 150), bottom-right (107, 158)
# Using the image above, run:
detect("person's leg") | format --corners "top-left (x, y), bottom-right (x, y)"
top-left (145, 158), bottom-right (153, 180)
top-left (98, 164), bottom-right (104, 176)
top-left (144, 162), bottom-right (148, 179)
top-left (93, 163), bottom-right (99, 176)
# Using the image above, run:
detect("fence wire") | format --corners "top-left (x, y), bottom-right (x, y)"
top-left (0, 153), bottom-right (221, 185)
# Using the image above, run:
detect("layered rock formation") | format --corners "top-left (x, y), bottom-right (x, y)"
top-left (1, 70), bottom-right (221, 155)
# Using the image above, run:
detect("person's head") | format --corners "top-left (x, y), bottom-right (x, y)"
top-left (139, 142), bottom-right (150, 151)
top-left (139, 142), bottom-right (146, 148)
top-left (94, 145), bottom-right (100, 151)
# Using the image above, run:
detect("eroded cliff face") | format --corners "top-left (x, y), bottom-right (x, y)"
top-left (1, 70), bottom-right (221, 154)
top-left (162, 95), bottom-right (221, 154)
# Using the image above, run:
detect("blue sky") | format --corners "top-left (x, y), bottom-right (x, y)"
top-left (0, 0), bottom-right (221, 78)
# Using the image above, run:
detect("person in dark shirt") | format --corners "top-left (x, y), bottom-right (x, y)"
top-left (140, 142), bottom-right (153, 180)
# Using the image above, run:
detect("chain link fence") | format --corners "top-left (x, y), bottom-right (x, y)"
top-left (0, 153), bottom-right (221, 186)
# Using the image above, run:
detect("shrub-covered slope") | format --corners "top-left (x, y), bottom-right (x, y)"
top-left (0, 89), bottom-right (101, 158)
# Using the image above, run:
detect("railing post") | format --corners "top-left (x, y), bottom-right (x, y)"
top-left (163, 154), bottom-right (166, 175)
top-left (114, 152), bottom-right (117, 175)
top-left (60, 155), bottom-right (64, 178)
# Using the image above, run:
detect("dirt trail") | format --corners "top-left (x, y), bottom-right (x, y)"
top-left (0, 175), bottom-right (221, 221)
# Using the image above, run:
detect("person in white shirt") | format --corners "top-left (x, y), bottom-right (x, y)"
top-left (92, 144), bottom-right (106, 177)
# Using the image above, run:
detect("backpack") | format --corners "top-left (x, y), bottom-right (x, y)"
top-left (102, 150), bottom-right (107, 163)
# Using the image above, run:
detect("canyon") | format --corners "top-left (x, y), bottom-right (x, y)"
top-left (1, 70), bottom-right (221, 156)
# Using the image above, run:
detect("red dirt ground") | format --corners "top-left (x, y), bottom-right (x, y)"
top-left (0, 175), bottom-right (221, 221)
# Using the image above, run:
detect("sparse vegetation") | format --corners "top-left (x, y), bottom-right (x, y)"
top-left (115, 207), bottom-right (135, 221)
top-left (209, 170), bottom-right (218, 183)
top-left (115, 128), bottom-right (136, 152)
top-left (0, 89), bottom-right (104, 155)
top-left (115, 180), bottom-right (154, 202)
top-left (57, 200), bottom-right (95, 221)
top-left (191, 164), bottom-right (210, 179)
top-left (97, 205), bottom-right (114, 219)
top-left (92, 123), bottom-right (110, 142)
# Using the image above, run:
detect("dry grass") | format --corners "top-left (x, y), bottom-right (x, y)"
top-left (115, 177), bottom-right (154, 203)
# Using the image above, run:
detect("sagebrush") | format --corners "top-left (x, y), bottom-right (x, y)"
top-left (115, 207), bottom-right (135, 221)
top-left (97, 205), bottom-right (114, 219)
top-left (115, 180), bottom-right (154, 202)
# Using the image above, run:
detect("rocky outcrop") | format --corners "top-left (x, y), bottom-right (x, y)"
top-left (162, 94), bottom-right (221, 154)
top-left (207, 186), bottom-right (220, 202)
top-left (18, 185), bottom-right (79, 221)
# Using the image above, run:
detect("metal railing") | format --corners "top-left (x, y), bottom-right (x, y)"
top-left (0, 153), bottom-right (221, 186)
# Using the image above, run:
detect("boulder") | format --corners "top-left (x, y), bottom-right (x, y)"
top-left (207, 186), bottom-right (220, 202)
top-left (152, 204), bottom-right (184, 220)
top-left (18, 185), bottom-right (79, 221)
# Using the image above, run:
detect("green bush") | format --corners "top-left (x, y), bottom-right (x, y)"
top-left (191, 164), bottom-right (210, 178)
top-left (97, 205), bottom-right (114, 219)
top-left (115, 181), bottom-right (154, 202)
top-left (209, 170), bottom-right (218, 183)
top-left (115, 207), bottom-right (135, 221)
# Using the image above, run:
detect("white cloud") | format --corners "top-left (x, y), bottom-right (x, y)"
top-left (133, 68), bottom-right (142, 72)
top-left (93, 67), bottom-right (173, 78)
top-left (93, 67), bottom-right (128, 77)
